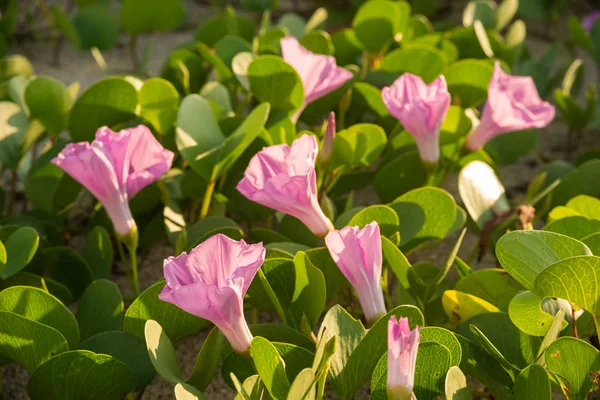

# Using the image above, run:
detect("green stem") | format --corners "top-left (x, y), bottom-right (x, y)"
top-left (116, 239), bottom-right (129, 270)
top-left (127, 243), bottom-right (140, 297)
top-left (200, 180), bottom-right (216, 220)
top-left (259, 10), bottom-right (271, 35)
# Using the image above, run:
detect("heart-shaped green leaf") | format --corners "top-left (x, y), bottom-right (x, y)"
top-left (248, 56), bottom-right (304, 112)
top-left (24, 76), bottom-right (72, 135)
top-left (347, 205), bottom-right (399, 238)
top-left (444, 59), bottom-right (493, 107)
top-left (1, 226), bottom-right (39, 279)
top-left (332, 123), bottom-right (387, 169)
top-left (76, 279), bottom-right (123, 341)
top-left (508, 290), bottom-right (569, 336)
top-left (352, 0), bottom-right (410, 52)
top-left (139, 77), bottom-right (179, 134)
top-left (496, 230), bottom-right (592, 292)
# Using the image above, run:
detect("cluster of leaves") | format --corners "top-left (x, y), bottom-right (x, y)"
top-left (0, 0), bottom-right (599, 399)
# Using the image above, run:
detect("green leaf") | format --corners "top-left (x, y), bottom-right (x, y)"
top-left (195, 9), bottom-right (255, 47)
top-left (49, 6), bottom-right (80, 48)
top-left (24, 76), bottom-right (71, 136)
top-left (215, 36), bottom-right (252, 70)
top-left (43, 247), bottom-right (94, 300)
top-left (444, 59), bottom-right (493, 107)
top-left (0, 272), bottom-right (73, 305)
top-left (564, 195), bottom-right (600, 220)
top-left (81, 226), bottom-right (113, 279)
top-left (291, 252), bottom-right (326, 328)
top-left (454, 334), bottom-right (514, 399)
top-left (445, 366), bottom-right (472, 400)
top-left (485, 129), bottom-right (537, 166)
top-left (496, 230), bottom-right (592, 292)
top-left (390, 187), bottom-right (457, 253)
top-left (305, 247), bottom-right (348, 298)
top-left (68, 77), bottom-right (139, 142)
top-left (463, 0), bottom-right (496, 28)
top-left (186, 327), bottom-right (226, 391)
top-left (508, 291), bottom-right (568, 336)
top-left (139, 77), bottom-right (179, 134)
top-left (496, 0), bottom-right (518, 30)
top-left (545, 337), bottom-right (600, 400)
top-left (332, 123), bottom-right (387, 169)
top-left (1, 226), bottom-right (39, 279)
top-left (27, 350), bottom-right (133, 400)
top-left (551, 160), bottom-right (600, 208)
top-left (375, 151), bottom-right (427, 202)
top-left (332, 28), bottom-right (363, 66)
top-left (300, 30), bottom-right (334, 55)
top-left (120, 0), bottom-right (184, 34)
top-left (0, 286), bottom-right (78, 348)
top-left (79, 331), bottom-right (155, 391)
top-left (545, 216), bottom-right (600, 240)
top-left (0, 101), bottom-right (27, 168)
top-left (145, 319), bottom-right (182, 384)
top-left (72, 5), bottom-right (119, 50)
top-left (347, 205), bottom-right (399, 237)
top-left (175, 382), bottom-right (208, 400)
top-left (352, 0), bottom-right (410, 52)
top-left (25, 139), bottom-right (82, 214)
top-left (76, 279), bottom-right (123, 341)
top-left (461, 312), bottom-right (540, 369)
top-left (455, 269), bottom-right (523, 311)
top-left (458, 160), bottom-right (511, 229)
top-left (124, 279), bottom-right (209, 342)
top-left (201, 81), bottom-right (233, 117)
top-left (251, 337), bottom-right (291, 400)
top-left (248, 56), bottom-right (304, 112)
top-left (421, 326), bottom-right (462, 367)
top-left (442, 290), bottom-right (500, 327)
top-left (513, 364), bottom-right (551, 400)
top-left (536, 309), bottom-right (565, 367)
top-left (379, 45), bottom-right (446, 83)
top-left (534, 255), bottom-right (600, 316)
top-left (286, 368), bottom-right (316, 400)
top-left (320, 305), bottom-right (424, 399)
top-left (0, 310), bottom-right (68, 371)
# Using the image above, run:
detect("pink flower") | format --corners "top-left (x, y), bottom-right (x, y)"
top-left (582, 11), bottom-right (600, 32)
top-left (387, 316), bottom-right (421, 398)
top-left (466, 62), bottom-right (555, 151)
top-left (52, 125), bottom-right (174, 237)
top-left (158, 234), bottom-right (265, 353)
top-left (237, 134), bottom-right (334, 237)
top-left (281, 37), bottom-right (353, 121)
top-left (325, 222), bottom-right (386, 324)
top-left (382, 74), bottom-right (450, 165)
top-left (318, 112), bottom-right (336, 164)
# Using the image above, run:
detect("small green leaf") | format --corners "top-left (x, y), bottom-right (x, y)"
top-left (390, 187), bottom-right (457, 253)
top-left (186, 216), bottom-right (244, 251)
top-left (0, 101), bottom-right (27, 168)
top-left (124, 280), bottom-right (209, 342)
top-left (76, 279), bottom-right (123, 341)
top-left (0, 310), bottom-right (68, 371)
top-left (496, 230), bottom-right (592, 292)
top-left (186, 327), bottom-right (226, 391)
top-left (79, 331), bottom-right (155, 391)
top-left (508, 291), bottom-right (568, 336)
top-left (0, 286), bottom-right (79, 348)
top-left (379, 45), bottom-right (446, 83)
top-left (1, 226), bottom-right (39, 279)
top-left (27, 350), bottom-right (133, 400)
top-left (251, 337), bottom-right (291, 400)
top-left (139, 77), bottom-right (179, 134)
top-left (421, 326), bottom-right (462, 367)
top-left (286, 368), bottom-right (316, 400)
top-left (545, 337), bottom-right (600, 400)
top-left (374, 152), bottom-right (427, 202)
top-left (513, 364), bottom-right (551, 400)
top-left (248, 56), bottom-right (304, 112)
top-left (352, 0), bottom-right (410, 52)
top-left (444, 59), bottom-right (493, 107)
top-left (347, 205), bottom-right (399, 238)
top-left (333, 123), bottom-right (387, 169)
top-left (455, 269), bottom-right (522, 311)
top-left (81, 226), bottom-right (113, 279)
top-left (24, 76), bottom-right (71, 135)
top-left (68, 77), bottom-right (139, 142)
top-left (43, 247), bottom-right (94, 300)
top-left (145, 319), bottom-right (183, 384)
top-left (72, 5), bottom-right (119, 50)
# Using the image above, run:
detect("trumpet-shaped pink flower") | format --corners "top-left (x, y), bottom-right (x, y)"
top-left (325, 222), bottom-right (386, 323)
top-left (466, 62), bottom-right (555, 151)
top-left (318, 112), bottom-right (336, 165)
top-left (52, 125), bottom-right (174, 237)
top-left (281, 37), bottom-right (353, 121)
top-left (159, 234), bottom-right (265, 353)
top-left (387, 316), bottom-right (421, 399)
top-left (237, 134), bottom-right (334, 237)
top-left (582, 11), bottom-right (600, 32)
top-left (382, 74), bottom-right (450, 165)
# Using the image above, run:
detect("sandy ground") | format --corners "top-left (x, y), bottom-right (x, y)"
top-left (2, 0), bottom-right (600, 399)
